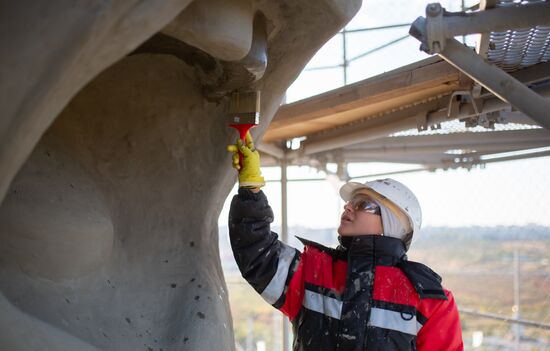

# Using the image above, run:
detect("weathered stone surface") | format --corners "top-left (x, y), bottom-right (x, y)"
top-left (163, 0), bottom-right (255, 61)
top-left (0, 0), bottom-right (195, 201)
top-left (0, 0), bottom-right (360, 349)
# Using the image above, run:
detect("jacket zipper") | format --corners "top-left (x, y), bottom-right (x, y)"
top-left (363, 236), bottom-right (376, 350)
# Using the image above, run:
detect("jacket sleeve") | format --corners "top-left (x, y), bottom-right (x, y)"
top-left (416, 290), bottom-right (464, 351)
top-left (228, 188), bottom-right (305, 319)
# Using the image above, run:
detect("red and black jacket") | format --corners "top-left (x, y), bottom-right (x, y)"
top-left (229, 189), bottom-right (463, 350)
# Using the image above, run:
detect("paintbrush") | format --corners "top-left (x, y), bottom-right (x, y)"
top-left (227, 91), bottom-right (261, 169)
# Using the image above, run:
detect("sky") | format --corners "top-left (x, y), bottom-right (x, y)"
top-left (219, 0), bottom-right (550, 233)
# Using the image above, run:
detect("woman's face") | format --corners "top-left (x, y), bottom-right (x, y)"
top-left (338, 194), bottom-right (384, 236)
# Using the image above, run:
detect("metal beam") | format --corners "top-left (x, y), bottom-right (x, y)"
top-left (480, 149), bottom-right (550, 163)
top-left (332, 129), bottom-right (550, 164)
top-left (266, 143), bottom-right (550, 173)
top-left (443, 2), bottom-right (550, 38)
top-left (349, 167), bottom-right (434, 180)
top-left (339, 142), bottom-right (550, 159)
top-left (437, 38), bottom-right (550, 130)
top-left (341, 148), bottom-right (550, 167)
top-left (338, 150), bottom-right (543, 167)
top-left (340, 153), bottom-right (504, 165)
top-left (280, 155), bottom-right (290, 351)
top-left (346, 129), bottom-right (550, 150)
top-left (343, 23), bottom-right (411, 34)
top-left (348, 35), bottom-right (410, 62)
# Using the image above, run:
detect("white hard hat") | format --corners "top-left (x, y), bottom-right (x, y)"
top-left (339, 178), bottom-right (422, 249)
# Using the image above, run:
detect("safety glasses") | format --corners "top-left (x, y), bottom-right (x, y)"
top-left (348, 194), bottom-right (381, 215)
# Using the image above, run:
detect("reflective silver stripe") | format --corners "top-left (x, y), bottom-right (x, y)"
top-left (260, 244), bottom-right (297, 304)
top-left (302, 290), bottom-right (343, 320)
top-left (368, 307), bottom-right (420, 335)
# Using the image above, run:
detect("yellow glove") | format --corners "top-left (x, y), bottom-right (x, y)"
top-left (227, 131), bottom-right (265, 188)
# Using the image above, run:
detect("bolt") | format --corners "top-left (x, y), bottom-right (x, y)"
top-left (427, 3), bottom-right (442, 17)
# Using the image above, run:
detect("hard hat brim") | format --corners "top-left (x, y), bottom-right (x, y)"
top-left (340, 182), bottom-right (400, 218)
top-left (340, 182), bottom-right (374, 202)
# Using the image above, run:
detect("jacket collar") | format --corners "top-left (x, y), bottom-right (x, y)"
top-left (338, 235), bottom-right (407, 261)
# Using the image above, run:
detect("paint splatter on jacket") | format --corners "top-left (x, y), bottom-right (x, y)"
top-left (229, 189), bottom-right (463, 351)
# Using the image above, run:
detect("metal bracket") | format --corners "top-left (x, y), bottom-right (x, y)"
top-left (410, 3), bottom-right (449, 54)
top-left (447, 90), bottom-right (513, 129)
top-left (447, 90), bottom-right (480, 118)
top-left (416, 109), bottom-right (445, 131)
top-left (471, 84), bottom-right (483, 99)
top-left (477, 112), bottom-right (497, 129)
top-left (416, 113), bottom-right (429, 132)
top-left (425, 3), bottom-right (446, 53)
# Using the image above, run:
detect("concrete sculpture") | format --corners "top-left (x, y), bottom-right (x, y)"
top-left (0, 1), bottom-right (360, 349)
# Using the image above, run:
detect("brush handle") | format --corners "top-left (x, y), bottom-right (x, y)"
top-left (230, 124), bottom-right (256, 171)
